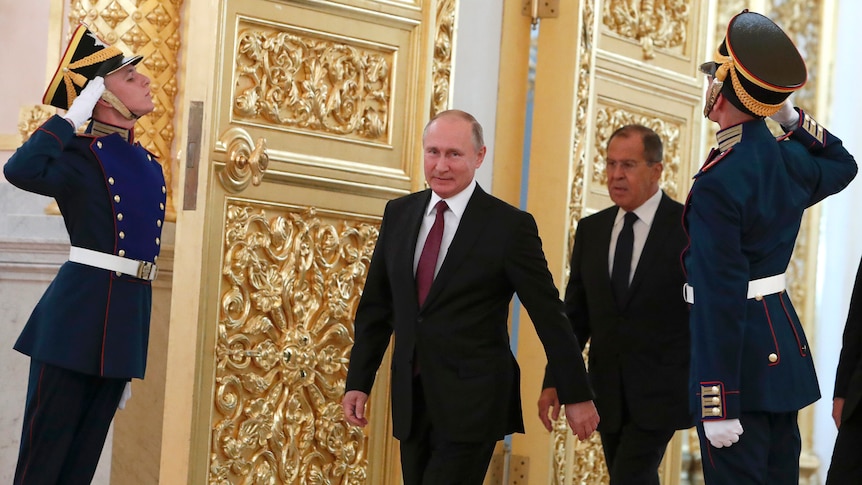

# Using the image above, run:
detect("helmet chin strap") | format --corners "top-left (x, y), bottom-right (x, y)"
top-left (99, 90), bottom-right (140, 120)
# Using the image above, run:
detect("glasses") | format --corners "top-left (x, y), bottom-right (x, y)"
top-left (606, 160), bottom-right (649, 173)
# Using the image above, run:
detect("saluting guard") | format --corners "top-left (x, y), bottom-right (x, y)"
top-left (683, 10), bottom-right (857, 485)
top-left (4, 24), bottom-right (165, 484)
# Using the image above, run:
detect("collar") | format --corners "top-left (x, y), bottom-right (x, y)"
top-left (427, 179), bottom-right (477, 219)
top-left (616, 188), bottom-right (662, 227)
top-left (87, 119), bottom-right (133, 143)
top-left (715, 123), bottom-right (743, 152)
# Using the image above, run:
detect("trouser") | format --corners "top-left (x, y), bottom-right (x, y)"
top-left (15, 360), bottom-right (126, 485)
top-left (825, 404), bottom-right (862, 484)
top-left (399, 376), bottom-right (497, 484)
top-left (697, 411), bottom-right (800, 485)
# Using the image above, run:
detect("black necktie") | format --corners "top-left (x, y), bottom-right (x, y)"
top-left (612, 211), bottom-right (638, 304)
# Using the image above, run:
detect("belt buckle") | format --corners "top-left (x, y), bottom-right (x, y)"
top-left (136, 261), bottom-right (158, 281)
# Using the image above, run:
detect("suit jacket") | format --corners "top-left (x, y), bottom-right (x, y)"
top-left (543, 192), bottom-right (691, 432)
top-left (3, 115), bottom-right (166, 379)
top-left (835, 256), bottom-right (862, 422)
top-left (345, 185), bottom-right (593, 442)
top-left (683, 112), bottom-right (857, 421)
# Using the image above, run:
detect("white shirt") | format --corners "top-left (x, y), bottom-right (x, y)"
top-left (413, 180), bottom-right (477, 277)
top-left (607, 189), bottom-right (663, 283)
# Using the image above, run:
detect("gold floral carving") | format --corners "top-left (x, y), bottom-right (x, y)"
top-left (218, 128), bottom-right (270, 194)
top-left (18, 105), bottom-right (57, 143)
top-left (209, 202), bottom-right (380, 484)
top-left (591, 107), bottom-right (682, 200)
top-left (557, 3), bottom-right (612, 484)
top-left (233, 22), bottom-right (394, 144)
top-left (431, 0), bottom-right (457, 116)
top-left (602, 0), bottom-right (690, 60)
top-left (68, 0), bottom-right (181, 222)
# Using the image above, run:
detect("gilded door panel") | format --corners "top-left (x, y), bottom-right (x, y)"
top-left (163, 0), bottom-right (437, 483)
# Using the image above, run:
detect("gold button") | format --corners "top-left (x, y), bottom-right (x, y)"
top-left (117, 213), bottom-right (123, 221)
top-left (156, 237), bottom-right (160, 245)
top-left (97, 141), bottom-right (103, 149)
top-left (108, 177), bottom-right (115, 185)
top-left (157, 219), bottom-right (162, 227)
top-left (114, 195), bottom-right (120, 203)
top-left (755, 294), bottom-right (763, 301)
top-left (162, 186), bottom-right (166, 194)
top-left (115, 271), bottom-right (122, 277)
top-left (118, 249), bottom-right (126, 257)
top-left (769, 353), bottom-right (778, 363)
top-left (147, 154), bottom-right (152, 161)
top-left (160, 203), bottom-right (165, 210)
top-left (711, 408), bottom-right (720, 415)
top-left (119, 231), bottom-right (125, 239)
top-left (154, 256), bottom-right (158, 263)
top-left (712, 397), bottom-right (720, 405)
top-left (711, 386), bottom-right (719, 393)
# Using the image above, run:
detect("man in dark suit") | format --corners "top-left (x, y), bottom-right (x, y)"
top-left (826, 257), bottom-right (862, 483)
top-left (684, 11), bottom-right (856, 484)
top-left (342, 109), bottom-right (599, 484)
top-left (537, 125), bottom-right (691, 485)
top-left (4, 25), bottom-right (164, 484)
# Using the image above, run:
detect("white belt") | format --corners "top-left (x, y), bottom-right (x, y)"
top-left (683, 273), bottom-right (786, 304)
top-left (69, 246), bottom-right (158, 281)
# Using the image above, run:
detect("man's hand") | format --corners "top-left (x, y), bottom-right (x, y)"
top-left (342, 390), bottom-right (369, 427)
top-left (833, 397), bottom-right (845, 429)
top-left (703, 418), bottom-right (744, 448)
top-left (64, 76), bottom-right (105, 128)
top-left (769, 97), bottom-right (800, 130)
top-left (564, 400), bottom-right (599, 441)
top-left (538, 387), bottom-right (561, 432)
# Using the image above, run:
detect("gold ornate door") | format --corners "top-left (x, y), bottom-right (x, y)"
top-left (156, 1), bottom-right (443, 483)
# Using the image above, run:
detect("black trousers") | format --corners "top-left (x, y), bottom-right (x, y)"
top-left (399, 376), bottom-right (497, 485)
top-left (15, 360), bottom-right (126, 485)
top-left (599, 420), bottom-right (675, 485)
top-left (826, 404), bottom-right (862, 484)
top-left (697, 411), bottom-right (800, 485)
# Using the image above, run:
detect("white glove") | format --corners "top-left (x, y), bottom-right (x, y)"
top-left (118, 381), bottom-right (132, 410)
top-left (64, 76), bottom-right (105, 128)
top-left (769, 98), bottom-right (800, 130)
top-left (703, 418), bottom-right (743, 448)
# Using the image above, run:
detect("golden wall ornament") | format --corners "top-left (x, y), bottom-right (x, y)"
top-left (602, 0), bottom-right (690, 60)
top-left (218, 128), bottom-right (270, 194)
top-left (68, 0), bottom-right (182, 222)
top-left (556, 2), bottom-right (612, 484)
top-left (431, 0), bottom-right (457, 117)
top-left (232, 22), bottom-right (394, 145)
top-left (209, 202), bottom-right (380, 484)
top-left (18, 105), bottom-right (57, 143)
top-left (590, 107), bottom-right (682, 200)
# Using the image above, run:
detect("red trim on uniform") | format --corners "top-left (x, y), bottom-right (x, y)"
top-left (101, 278), bottom-right (114, 376)
top-left (762, 299), bottom-right (781, 366)
top-left (36, 126), bottom-right (64, 149)
top-left (778, 292), bottom-right (807, 357)
top-left (19, 364), bottom-right (46, 482)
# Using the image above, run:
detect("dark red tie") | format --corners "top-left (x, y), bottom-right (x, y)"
top-left (416, 200), bottom-right (448, 306)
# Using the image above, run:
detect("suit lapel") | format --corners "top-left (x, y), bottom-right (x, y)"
top-left (421, 186), bottom-right (491, 309)
top-left (401, 191), bottom-right (433, 306)
top-left (627, 193), bottom-right (674, 300)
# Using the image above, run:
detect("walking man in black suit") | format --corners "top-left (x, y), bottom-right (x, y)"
top-left (538, 125), bottom-right (691, 485)
top-left (342, 109), bottom-right (599, 484)
top-left (826, 256), bottom-right (862, 483)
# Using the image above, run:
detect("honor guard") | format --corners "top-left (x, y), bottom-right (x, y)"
top-left (4, 24), bottom-right (164, 483)
top-left (683, 10), bottom-right (857, 485)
